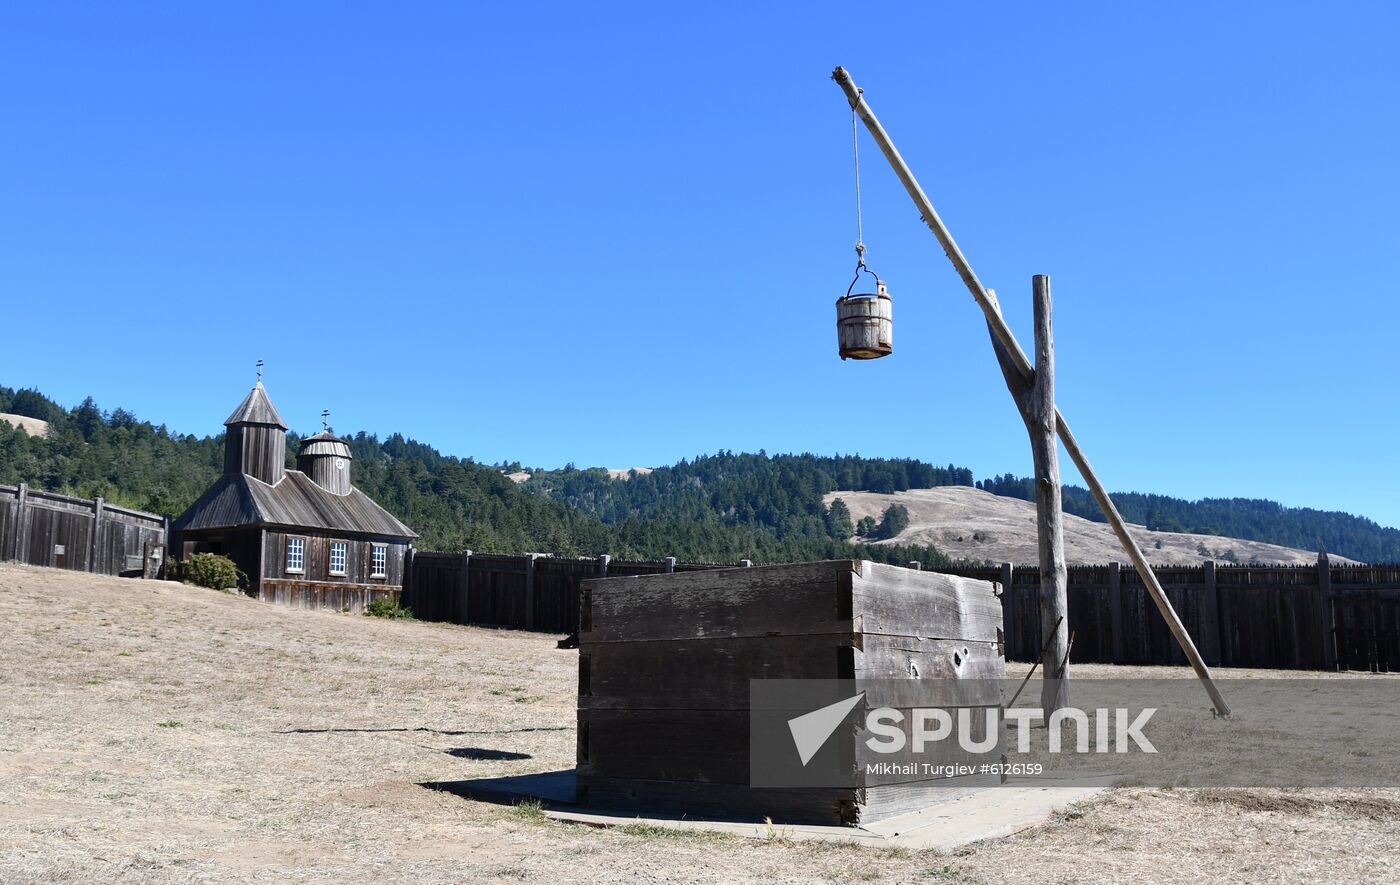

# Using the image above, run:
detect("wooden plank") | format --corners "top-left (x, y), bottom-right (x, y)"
top-left (1199, 561), bottom-right (1220, 665)
top-left (581, 560), bottom-right (853, 643)
top-left (851, 563), bottom-right (1001, 643)
top-left (999, 562), bottom-right (1015, 660)
top-left (855, 634), bottom-right (1003, 683)
top-left (579, 635), bottom-right (850, 710)
top-left (1320, 553), bottom-right (1337, 671)
top-left (13, 483), bottom-right (28, 565)
top-left (525, 553), bottom-right (538, 631)
top-left (460, 550), bottom-right (472, 624)
top-left (578, 708), bottom-right (755, 784)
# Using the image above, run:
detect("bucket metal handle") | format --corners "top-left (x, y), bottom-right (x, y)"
top-left (844, 256), bottom-right (882, 299)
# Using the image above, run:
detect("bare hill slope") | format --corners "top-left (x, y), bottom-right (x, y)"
top-left (0, 413), bottom-right (49, 437)
top-left (825, 486), bottom-right (1352, 565)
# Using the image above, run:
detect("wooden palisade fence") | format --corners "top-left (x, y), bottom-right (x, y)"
top-left (0, 483), bottom-right (168, 577)
top-left (947, 557), bottom-right (1400, 673)
top-left (404, 550), bottom-right (1400, 673)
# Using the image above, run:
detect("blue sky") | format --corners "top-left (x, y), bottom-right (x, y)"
top-left (2, 3), bottom-right (1397, 527)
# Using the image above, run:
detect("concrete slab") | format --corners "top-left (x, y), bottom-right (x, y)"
top-left (426, 770), bottom-right (1111, 852)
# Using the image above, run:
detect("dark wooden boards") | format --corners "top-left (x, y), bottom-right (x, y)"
top-left (577, 559), bottom-right (1006, 826)
top-left (0, 484), bottom-right (165, 577)
top-left (398, 545), bottom-right (1400, 671)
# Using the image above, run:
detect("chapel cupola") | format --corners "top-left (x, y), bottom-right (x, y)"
top-left (297, 430), bottom-right (353, 496)
top-left (223, 380), bottom-right (288, 485)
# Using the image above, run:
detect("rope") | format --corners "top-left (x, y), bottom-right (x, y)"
top-left (844, 105), bottom-right (879, 300)
top-left (852, 107), bottom-right (865, 260)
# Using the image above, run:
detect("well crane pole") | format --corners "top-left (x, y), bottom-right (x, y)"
top-left (831, 66), bottom-right (1230, 718)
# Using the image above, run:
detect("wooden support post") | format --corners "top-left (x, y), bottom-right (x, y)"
top-left (1319, 548), bottom-right (1337, 671)
top-left (1108, 562), bottom-right (1124, 661)
top-left (833, 67), bottom-right (1231, 717)
top-left (142, 537), bottom-right (155, 579)
top-left (1000, 562), bottom-right (1015, 659)
top-left (664, 556), bottom-right (676, 574)
top-left (460, 550), bottom-right (473, 625)
top-left (1031, 276), bottom-right (1068, 714)
top-left (13, 483), bottom-right (28, 564)
top-left (1201, 560), bottom-right (1222, 665)
top-left (525, 553), bottom-right (539, 630)
top-left (257, 528), bottom-right (267, 599)
top-left (986, 279), bottom-right (1068, 713)
top-left (597, 554), bottom-right (611, 577)
top-left (90, 496), bottom-right (104, 574)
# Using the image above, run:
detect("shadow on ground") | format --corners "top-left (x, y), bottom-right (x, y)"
top-left (446, 747), bottom-right (533, 761)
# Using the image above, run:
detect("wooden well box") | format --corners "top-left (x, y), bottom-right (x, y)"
top-left (576, 560), bottom-right (1004, 825)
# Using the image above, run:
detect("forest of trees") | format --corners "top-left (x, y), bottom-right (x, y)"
top-left (0, 387), bottom-right (954, 567)
top-left (3, 384), bottom-right (1398, 564)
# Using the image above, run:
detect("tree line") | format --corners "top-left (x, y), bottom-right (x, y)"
top-left (3, 384), bottom-right (1396, 563)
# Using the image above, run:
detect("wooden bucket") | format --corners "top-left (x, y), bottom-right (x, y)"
top-left (836, 281), bottom-right (892, 360)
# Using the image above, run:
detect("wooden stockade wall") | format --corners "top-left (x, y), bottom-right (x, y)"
top-left (942, 560), bottom-right (1400, 674)
top-left (0, 483), bottom-right (167, 577)
top-left (405, 551), bottom-right (1400, 673)
top-left (404, 551), bottom-right (724, 635)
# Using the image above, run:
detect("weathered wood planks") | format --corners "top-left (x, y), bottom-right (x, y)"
top-left (0, 483), bottom-right (165, 576)
top-left (576, 560), bottom-right (1005, 825)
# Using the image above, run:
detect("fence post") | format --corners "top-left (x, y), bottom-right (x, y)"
top-left (460, 550), bottom-right (473, 625)
top-left (90, 496), bottom-right (104, 573)
top-left (13, 483), bottom-right (28, 564)
top-left (525, 553), bottom-right (539, 630)
top-left (257, 528), bottom-right (266, 599)
top-left (999, 562), bottom-right (1015, 659)
top-left (142, 537), bottom-right (158, 579)
top-left (664, 556), bottom-right (676, 574)
top-left (1108, 561), bottom-right (1124, 662)
top-left (1319, 550), bottom-right (1336, 671)
top-left (1200, 560), bottom-right (1222, 666)
top-left (597, 553), bottom-right (610, 578)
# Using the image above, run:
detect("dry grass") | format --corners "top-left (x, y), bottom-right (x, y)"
top-left (1, 563), bottom-right (1398, 883)
top-left (825, 487), bottom-right (1357, 566)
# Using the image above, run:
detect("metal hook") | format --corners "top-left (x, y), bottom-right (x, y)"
top-left (845, 254), bottom-right (881, 299)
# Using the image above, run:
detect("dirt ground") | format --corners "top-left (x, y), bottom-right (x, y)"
top-left (1, 563), bottom-right (1397, 883)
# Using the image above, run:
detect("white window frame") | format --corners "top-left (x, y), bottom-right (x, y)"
top-left (329, 540), bottom-right (348, 577)
top-left (370, 544), bottom-right (387, 579)
top-left (285, 537), bottom-right (305, 574)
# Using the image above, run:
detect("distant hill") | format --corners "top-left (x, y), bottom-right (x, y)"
top-left (826, 487), bottom-right (1358, 566)
top-left (2, 383), bottom-right (1396, 564)
top-left (975, 473), bottom-right (1400, 564)
top-left (523, 454), bottom-right (1400, 563)
top-left (0, 413), bottom-right (49, 438)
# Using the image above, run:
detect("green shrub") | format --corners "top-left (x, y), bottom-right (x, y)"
top-left (877, 504), bottom-right (910, 540)
top-left (182, 553), bottom-right (245, 591)
top-left (365, 597), bottom-right (413, 619)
